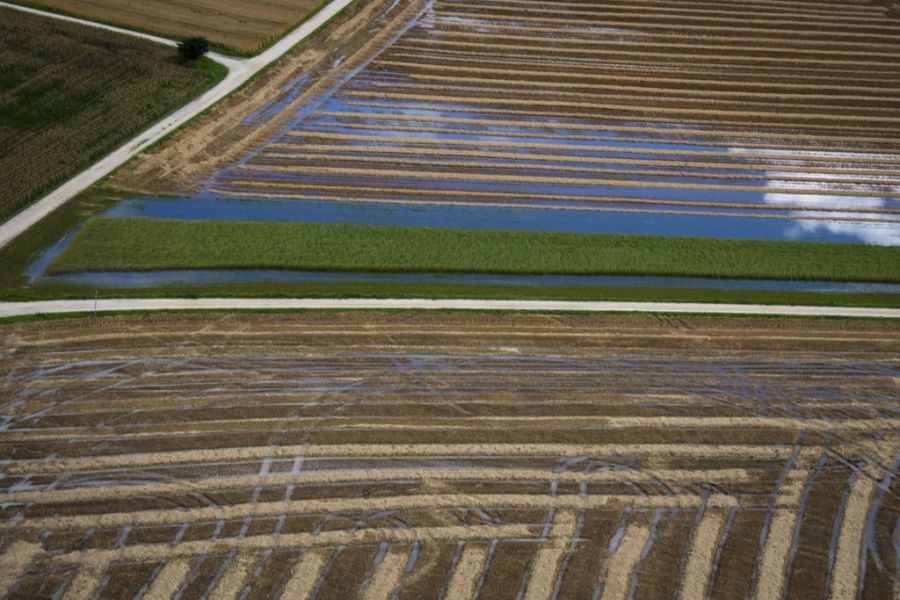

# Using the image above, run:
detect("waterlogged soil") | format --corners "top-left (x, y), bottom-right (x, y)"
top-left (0, 312), bottom-right (897, 598)
top-left (105, 0), bottom-right (900, 246)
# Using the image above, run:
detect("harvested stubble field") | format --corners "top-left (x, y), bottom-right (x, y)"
top-left (0, 7), bottom-right (218, 223)
top-left (18, 0), bottom-right (324, 54)
top-left (0, 312), bottom-right (898, 598)
top-left (114, 0), bottom-right (900, 242)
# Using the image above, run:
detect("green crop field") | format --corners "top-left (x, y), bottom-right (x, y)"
top-left (48, 218), bottom-right (900, 283)
top-left (0, 7), bottom-right (222, 223)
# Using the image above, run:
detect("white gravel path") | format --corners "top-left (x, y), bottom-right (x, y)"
top-left (1, 298), bottom-right (897, 319)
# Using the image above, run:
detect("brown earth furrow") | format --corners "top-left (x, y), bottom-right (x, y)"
top-left (276, 133), bottom-right (900, 164)
top-left (254, 151), bottom-right (900, 187)
top-left (54, 524), bottom-right (538, 566)
top-left (393, 40), bottom-right (900, 69)
top-left (264, 144), bottom-right (900, 177)
top-left (5, 416), bottom-right (895, 444)
top-left (4, 493), bottom-right (739, 532)
top-left (231, 163), bottom-right (895, 197)
top-left (427, 12), bottom-right (900, 44)
top-left (484, 0), bottom-right (883, 18)
top-left (299, 114), bottom-right (900, 146)
top-left (342, 89), bottom-right (900, 125)
top-left (206, 187), bottom-right (900, 219)
top-left (375, 59), bottom-right (900, 97)
top-left (406, 29), bottom-right (900, 59)
top-left (441, 1), bottom-right (892, 25)
top-left (1, 468), bottom-right (751, 504)
top-left (4, 443), bottom-right (795, 475)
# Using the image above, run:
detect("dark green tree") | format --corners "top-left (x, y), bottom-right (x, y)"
top-left (177, 37), bottom-right (209, 62)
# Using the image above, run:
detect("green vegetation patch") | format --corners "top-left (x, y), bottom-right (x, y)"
top-left (0, 8), bottom-right (223, 221)
top-left (48, 218), bottom-right (900, 283)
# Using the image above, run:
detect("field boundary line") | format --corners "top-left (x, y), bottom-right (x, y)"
top-left (2, 299), bottom-right (898, 321)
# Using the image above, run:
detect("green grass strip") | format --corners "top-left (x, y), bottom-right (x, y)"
top-left (47, 217), bottom-right (900, 282)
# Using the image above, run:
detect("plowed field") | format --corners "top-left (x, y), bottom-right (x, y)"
top-left (1, 313), bottom-right (897, 598)
top-left (21, 0), bottom-right (323, 53)
top-left (115, 0), bottom-right (900, 245)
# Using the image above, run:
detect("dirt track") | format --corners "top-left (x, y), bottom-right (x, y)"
top-left (0, 313), bottom-right (897, 598)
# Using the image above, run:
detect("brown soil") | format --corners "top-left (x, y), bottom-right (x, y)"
top-left (24, 0), bottom-right (322, 53)
top-left (0, 313), bottom-right (897, 598)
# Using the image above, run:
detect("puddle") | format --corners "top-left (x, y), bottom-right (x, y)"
top-left (103, 197), bottom-right (900, 245)
top-left (40, 268), bottom-right (900, 293)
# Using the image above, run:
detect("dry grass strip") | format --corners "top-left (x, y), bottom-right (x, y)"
top-left (679, 511), bottom-right (727, 600)
top-left (2, 468), bottom-right (751, 505)
top-left (54, 524), bottom-right (537, 566)
top-left (363, 547), bottom-right (410, 600)
top-left (600, 525), bottom-right (652, 600)
top-left (829, 467), bottom-right (878, 600)
top-left (143, 558), bottom-right (193, 600)
top-left (444, 545), bottom-right (488, 600)
top-left (4, 444), bottom-right (794, 474)
top-left (280, 550), bottom-right (328, 600)
top-left (0, 542), bottom-right (41, 597)
top-left (523, 510), bottom-right (579, 600)
top-left (63, 560), bottom-right (106, 600)
top-left (754, 458), bottom-right (816, 599)
top-left (209, 552), bottom-right (258, 600)
top-left (3, 493), bottom-right (739, 532)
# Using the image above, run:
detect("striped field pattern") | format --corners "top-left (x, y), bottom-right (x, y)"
top-left (198, 0), bottom-right (900, 242)
top-left (0, 313), bottom-right (898, 598)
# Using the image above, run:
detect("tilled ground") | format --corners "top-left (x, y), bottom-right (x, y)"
top-left (0, 313), bottom-right (897, 598)
top-left (116, 0), bottom-right (900, 236)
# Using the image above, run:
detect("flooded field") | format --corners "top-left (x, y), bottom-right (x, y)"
top-left (95, 0), bottom-right (900, 247)
top-left (0, 313), bottom-right (898, 598)
top-left (16, 0), bottom-right (900, 292)
top-left (114, 0), bottom-right (900, 244)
